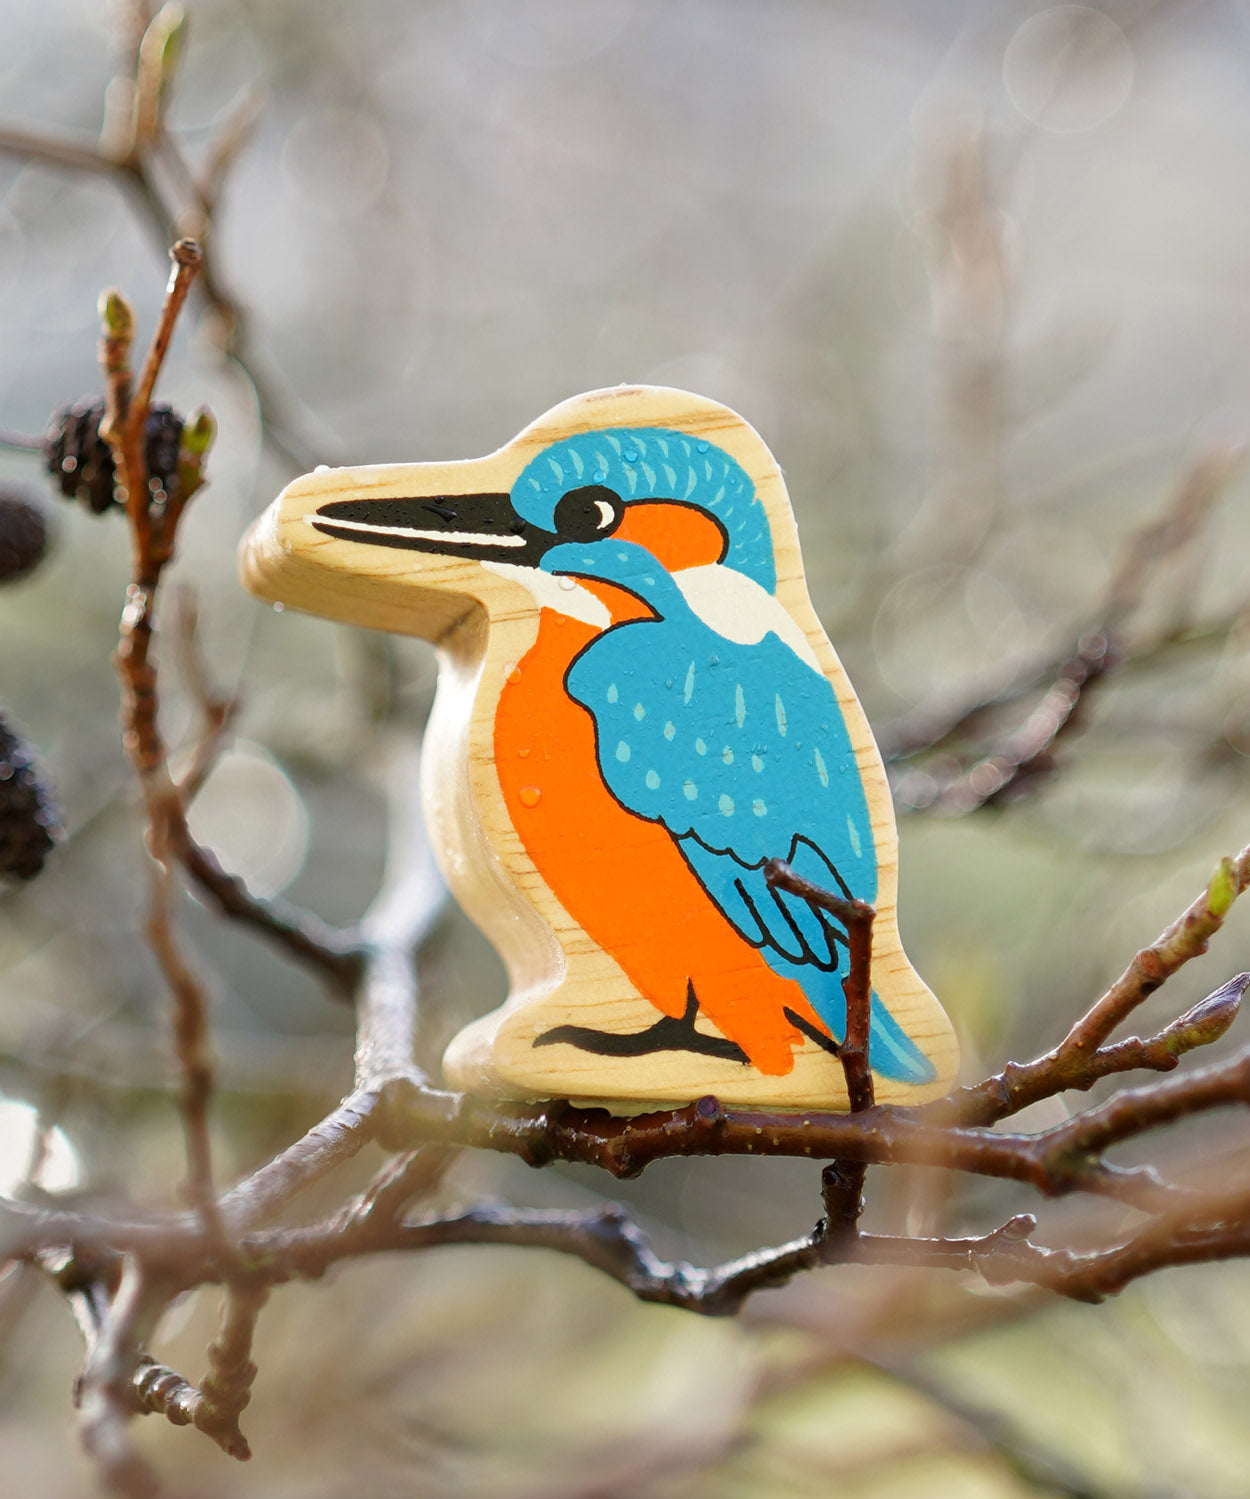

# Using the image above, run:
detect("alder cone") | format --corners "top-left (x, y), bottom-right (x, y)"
top-left (44, 397), bottom-right (114, 512)
top-left (0, 482), bottom-right (48, 582)
top-left (44, 397), bottom-right (185, 512)
top-left (0, 714), bottom-right (60, 881)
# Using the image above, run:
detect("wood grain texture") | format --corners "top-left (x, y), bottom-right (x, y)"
top-left (240, 387), bottom-right (958, 1111)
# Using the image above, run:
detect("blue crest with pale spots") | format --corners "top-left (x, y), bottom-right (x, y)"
top-left (550, 538), bottom-right (933, 1084)
top-left (513, 426), bottom-right (775, 590)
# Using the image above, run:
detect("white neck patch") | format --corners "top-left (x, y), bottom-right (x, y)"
top-left (674, 564), bottom-right (823, 675)
top-left (484, 559), bottom-right (823, 676)
top-left (482, 560), bottom-right (611, 630)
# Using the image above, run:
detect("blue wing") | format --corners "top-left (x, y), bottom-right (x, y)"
top-left (563, 587), bottom-right (934, 1084)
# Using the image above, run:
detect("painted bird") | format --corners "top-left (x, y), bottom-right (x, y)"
top-left (241, 387), bottom-right (957, 1110)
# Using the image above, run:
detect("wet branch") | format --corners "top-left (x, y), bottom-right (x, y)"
top-left (766, 859), bottom-right (876, 1233)
top-left (100, 242), bottom-right (225, 1243)
top-left (940, 850), bottom-right (1250, 1128)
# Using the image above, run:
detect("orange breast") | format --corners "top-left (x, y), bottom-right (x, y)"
top-left (494, 608), bottom-right (820, 1076)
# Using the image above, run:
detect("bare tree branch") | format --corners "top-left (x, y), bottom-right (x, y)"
top-left (942, 852), bottom-right (1250, 1128)
top-left (76, 1259), bottom-right (163, 1499)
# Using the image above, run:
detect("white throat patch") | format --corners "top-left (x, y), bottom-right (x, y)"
top-left (482, 561), bottom-right (612, 629)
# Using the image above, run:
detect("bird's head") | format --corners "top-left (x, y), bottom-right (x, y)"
top-left (240, 388), bottom-right (790, 642)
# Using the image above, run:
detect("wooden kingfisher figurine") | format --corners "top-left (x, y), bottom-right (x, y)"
top-left (240, 387), bottom-right (958, 1110)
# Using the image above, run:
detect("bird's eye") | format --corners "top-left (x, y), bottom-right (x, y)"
top-left (553, 485), bottom-right (623, 542)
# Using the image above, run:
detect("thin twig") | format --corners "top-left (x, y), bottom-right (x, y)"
top-left (175, 831), bottom-right (364, 989)
top-left (101, 243), bottom-right (233, 1258)
top-left (192, 1279), bottom-right (267, 1461)
top-left (0, 112), bottom-right (332, 473)
top-left (0, 424), bottom-right (46, 452)
top-left (356, 736), bottom-right (448, 1101)
top-left (942, 848), bottom-right (1250, 1127)
top-left (233, 1176), bottom-right (1250, 1308)
top-left (76, 1258), bottom-right (163, 1499)
top-left (51, 1251), bottom-right (257, 1462)
top-left (247, 1200), bottom-right (1068, 1313)
top-left (765, 859), bottom-right (876, 1113)
top-left (881, 439), bottom-right (1245, 791)
top-left (196, 88), bottom-right (264, 211)
top-left (919, 631), bottom-right (1118, 812)
top-left (145, 804), bottom-right (225, 1236)
top-left (1104, 440), bottom-right (1245, 629)
top-left (0, 122), bottom-right (113, 174)
top-left (862, 1354), bottom-right (1133, 1499)
top-left (171, 586), bottom-right (240, 802)
top-left (217, 1089), bottom-right (382, 1234)
top-left (131, 238), bottom-right (199, 438)
top-left (98, 249), bottom-right (362, 1053)
top-left (765, 858), bottom-right (876, 1237)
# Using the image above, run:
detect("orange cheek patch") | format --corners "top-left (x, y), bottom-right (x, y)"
top-left (614, 501), bottom-right (727, 572)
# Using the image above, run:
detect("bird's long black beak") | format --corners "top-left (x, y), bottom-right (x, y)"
top-left (311, 492), bottom-right (557, 568)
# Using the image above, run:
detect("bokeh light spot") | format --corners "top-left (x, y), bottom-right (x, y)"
top-left (873, 565), bottom-right (1027, 705)
top-left (186, 741), bottom-right (310, 898)
top-left (1004, 6), bottom-right (1134, 134)
top-left (282, 106), bottom-right (391, 216)
top-left (0, 1098), bottom-right (79, 1196)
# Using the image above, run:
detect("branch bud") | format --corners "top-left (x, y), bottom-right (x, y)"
top-left (176, 407), bottom-right (216, 506)
top-left (1206, 856), bottom-right (1238, 919)
top-left (147, 2), bottom-right (187, 75)
top-left (1159, 973), bottom-right (1247, 1057)
top-left (171, 238), bottom-right (202, 271)
top-left (135, 2), bottom-right (187, 144)
top-left (99, 289), bottom-right (135, 339)
top-left (181, 407), bottom-right (216, 458)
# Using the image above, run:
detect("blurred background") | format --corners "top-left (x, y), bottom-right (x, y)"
top-left (5, 0), bottom-right (1250, 1494)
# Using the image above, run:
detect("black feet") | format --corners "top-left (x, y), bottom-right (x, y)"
top-left (534, 980), bottom-right (749, 1064)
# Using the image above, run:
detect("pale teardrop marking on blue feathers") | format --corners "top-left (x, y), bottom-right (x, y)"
top-left (547, 536), bottom-right (934, 1084)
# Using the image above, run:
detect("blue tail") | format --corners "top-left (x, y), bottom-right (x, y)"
top-left (867, 991), bottom-right (935, 1084)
